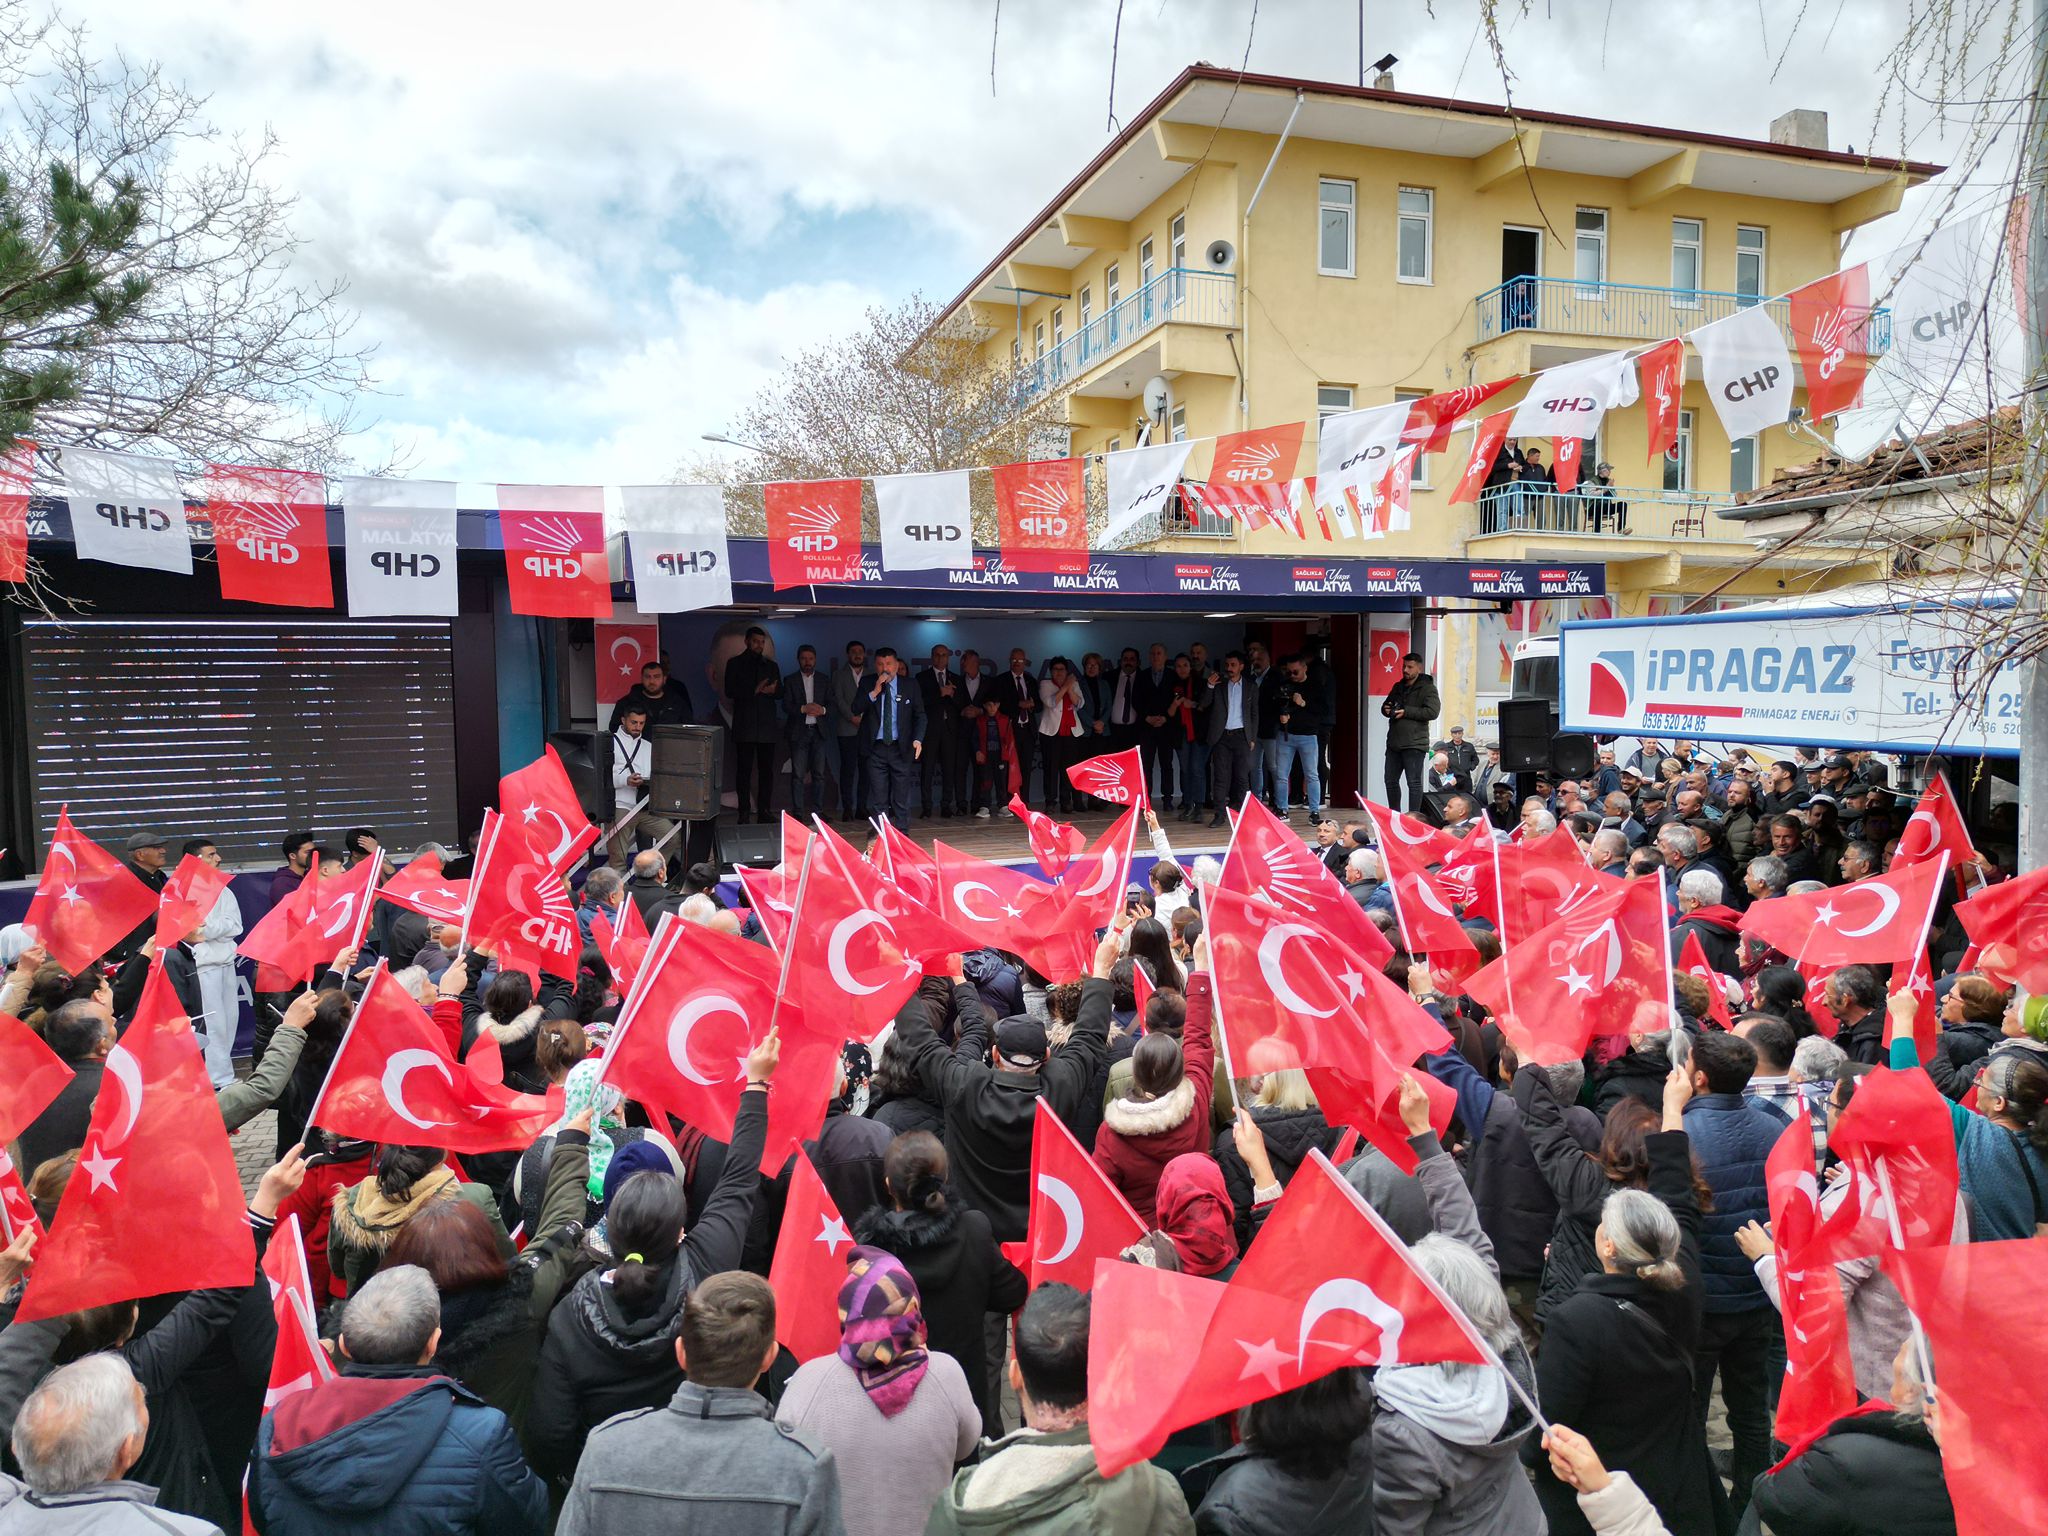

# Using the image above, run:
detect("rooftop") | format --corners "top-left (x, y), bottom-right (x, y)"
top-left (1729, 407), bottom-right (2023, 514)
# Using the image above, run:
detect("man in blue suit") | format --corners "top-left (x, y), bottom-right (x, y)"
top-left (851, 645), bottom-right (926, 826)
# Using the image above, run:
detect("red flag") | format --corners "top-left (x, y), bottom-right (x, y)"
top-left (156, 853), bottom-right (233, 949)
top-left (1552, 435), bottom-right (1584, 494)
top-left (781, 811), bottom-right (811, 873)
top-left (1807, 1064), bottom-right (1959, 1266)
top-left (22, 808), bottom-right (159, 974)
top-left (1038, 808), bottom-right (1140, 978)
top-left (465, 810), bottom-right (580, 982)
top-left (236, 860), bottom-right (376, 987)
top-left (1008, 794), bottom-right (1083, 878)
top-left (769, 1151), bottom-right (855, 1364)
top-left (1131, 956), bottom-right (1155, 1025)
top-left (1366, 629), bottom-right (1410, 696)
top-left (594, 620), bottom-right (658, 706)
top-left (590, 898), bottom-right (651, 992)
top-left (499, 488), bottom-right (611, 618)
top-left (764, 479), bottom-right (863, 589)
top-left (808, 817), bottom-right (978, 969)
top-left (599, 917), bottom-right (837, 1174)
top-left (1884, 1235), bottom-right (2048, 1536)
top-left (1638, 338), bottom-right (1686, 462)
top-left (931, 841), bottom-right (1061, 971)
top-left (1211, 422), bottom-right (1304, 485)
top-left (1678, 931), bottom-right (1734, 1030)
top-left (1788, 264), bottom-right (1872, 420)
top-left (0, 1147), bottom-right (46, 1247)
top-left (735, 865), bottom-right (797, 956)
top-left (991, 458), bottom-right (1088, 575)
top-left (0, 1015), bottom-right (72, 1146)
top-left (1451, 827), bottom-right (1613, 947)
top-left (499, 746), bottom-right (602, 869)
top-left (262, 1213), bottom-right (337, 1409)
top-left (1448, 410), bottom-right (1514, 505)
top-left (1891, 771), bottom-right (1977, 871)
top-left (16, 964), bottom-right (255, 1321)
top-left (1357, 797), bottom-right (1464, 865)
top-left (1763, 1117), bottom-right (1859, 1445)
top-left (1087, 1258), bottom-right (1229, 1478)
top-left (1886, 951), bottom-right (1940, 1065)
top-left (1461, 876), bottom-right (1672, 1065)
top-left (1400, 378), bottom-right (1520, 454)
top-left (1066, 746), bottom-right (1148, 811)
top-left (308, 965), bottom-right (556, 1153)
top-left (1002, 1101), bottom-right (1146, 1289)
top-left (377, 856), bottom-right (471, 927)
top-left (204, 464), bottom-right (332, 609)
top-left (1222, 796), bottom-right (1393, 972)
top-left (1955, 861), bottom-right (2048, 995)
top-left (872, 817), bottom-right (944, 916)
top-left (1371, 830), bottom-right (1481, 983)
top-left (1738, 859), bottom-right (1947, 971)
top-left (0, 439), bottom-right (34, 584)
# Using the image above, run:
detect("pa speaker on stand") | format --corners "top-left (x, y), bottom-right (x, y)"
top-left (1496, 698), bottom-right (1558, 773)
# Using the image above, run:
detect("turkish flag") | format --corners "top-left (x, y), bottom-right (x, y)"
top-left (1677, 931), bottom-right (1734, 1030)
top-left (1553, 436), bottom-right (1584, 493)
top-left (1891, 771), bottom-right (1976, 871)
top-left (590, 898), bottom-right (651, 992)
top-left (1762, 1116), bottom-right (1859, 1446)
top-left (1366, 629), bottom-right (1410, 697)
top-left (1789, 264), bottom-right (1872, 420)
top-left (931, 841), bottom-right (1063, 971)
top-left (872, 817), bottom-right (945, 917)
top-left (22, 808), bottom-right (159, 974)
top-left (500, 487), bottom-right (611, 618)
top-left (156, 853), bottom-right (233, 948)
top-left (1036, 808), bottom-right (1139, 979)
top-left (1448, 410), bottom-right (1514, 505)
top-left (1400, 378), bottom-right (1520, 454)
top-left (769, 1151), bottom-right (855, 1364)
top-left (465, 810), bottom-right (581, 982)
top-left (735, 865), bottom-right (797, 956)
top-left (1739, 858), bottom-right (1946, 971)
top-left (1066, 746), bottom-right (1147, 811)
top-left (1356, 797), bottom-right (1468, 872)
top-left (1219, 798), bottom-right (1393, 975)
top-left (599, 917), bottom-right (836, 1174)
top-left (1131, 957), bottom-right (1154, 1025)
top-left (0, 439), bottom-right (34, 584)
top-left (499, 746), bottom-right (602, 870)
top-left (1955, 861), bottom-right (2048, 995)
top-left (1008, 794), bottom-right (1084, 878)
top-left (377, 856), bottom-right (471, 928)
top-left (1805, 1064), bottom-right (1958, 1268)
top-left (1451, 827), bottom-right (1614, 947)
top-left (239, 858), bottom-right (380, 986)
top-left (16, 963), bottom-right (255, 1321)
top-left (204, 464), bottom-right (333, 609)
top-left (781, 811), bottom-right (811, 873)
top-left (1884, 1234), bottom-right (2048, 1536)
top-left (1638, 338), bottom-right (1686, 462)
top-left (1461, 876), bottom-right (1672, 1065)
top-left (1887, 950), bottom-right (1941, 1064)
top-left (1369, 828), bottom-right (1481, 984)
top-left (1212, 422), bottom-right (1304, 486)
top-left (0, 1014), bottom-right (73, 1144)
top-left (308, 964), bottom-right (555, 1153)
top-left (0, 1147), bottom-right (46, 1246)
top-left (764, 478), bottom-right (863, 589)
top-left (991, 458), bottom-right (1088, 575)
top-left (1001, 1101), bottom-right (1146, 1290)
top-left (1087, 1258), bottom-right (1229, 1477)
top-left (262, 1212), bottom-right (337, 1409)
top-left (808, 816), bottom-right (978, 968)
top-left (595, 620), bottom-right (659, 706)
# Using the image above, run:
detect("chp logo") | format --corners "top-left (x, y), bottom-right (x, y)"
top-left (1219, 439), bottom-right (1286, 483)
top-left (213, 500), bottom-right (305, 565)
top-left (651, 546), bottom-right (719, 577)
top-left (1290, 563), bottom-right (1354, 595)
top-left (1174, 562), bottom-right (1241, 594)
top-left (517, 516), bottom-right (588, 581)
top-left (1721, 366), bottom-right (1781, 403)
top-left (785, 502), bottom-right (844, 554)
top-left (1014, 478), bottom-right (1074, 539)
top-left (1468, 566), bottom-right (1527, 596)
top-left (1362, 564), bottom-right (1423, 594)
top-left (1585, 650), bottom-right (1634, 720)
top-left (94, 501), bottom-right (175, 534)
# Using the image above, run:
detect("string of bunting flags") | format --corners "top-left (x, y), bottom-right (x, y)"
top-left (0, 264), bottom-right (1874, 615)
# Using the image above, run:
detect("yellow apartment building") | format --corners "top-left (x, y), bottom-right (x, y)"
top-left (929, 65), bottom-right (1942, 732)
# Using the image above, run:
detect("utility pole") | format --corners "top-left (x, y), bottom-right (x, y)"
top-left (2019, 0), bottom-right (2048, 873)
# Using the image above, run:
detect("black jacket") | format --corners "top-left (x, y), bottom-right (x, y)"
top-left (916, 666), bottom-right (964, 731)
top-left (608, 682), bottom-right (694, 733)
top-left (722, 650), bottom-right (782, 743)
top-left (1749, 1411), bottom-right (1955, 1535)
top-left (1132, 668), bottom-right (1177, 733)
top-left (1251, 668), bottom-right (1284, 741)
top-left (1210, 1105), bottom-right (1343, 1250)
top-left (1526, 1129), bottom-right (1718, 1536)
top-left (16, 1058), bottom-right (98, 1179)
top-left (526, 1088), bottom-right (766, 1484)
top-left (1514, 1067), bottom-right (1624, 1322)
top-left (893, 976), bottom-right (1110, 1242)
top-left (1839, 1011), bottom-right (1885, 1067)
top-left (1274, 669), bottom-right (1335, 737)
top-left (1927, 1019), bottom-right (2001, 1099)
top-left (624, 873), bottom-right (671, 924)
top-left (1595, 1045), bottom-right (1672, 1119)
top-left (1191, 1435), bottom-right (1375, 1536)
top-left (1668, 909), bottom-right (1742, 977)
top-left (1381, 674), bottom-right (1441, 754)
top-left (992, 668), bottom-right (1039, 729)
top-left (852, 1196), bottom-right (1027, 1437)
top-left (868, 1090), bottom-right (944, 1140)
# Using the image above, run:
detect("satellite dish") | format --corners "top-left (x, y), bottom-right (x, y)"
top-left (1206, 239), bottom-right (1236, 270)
top-left (1143, 375), bottom-right (1172, 421)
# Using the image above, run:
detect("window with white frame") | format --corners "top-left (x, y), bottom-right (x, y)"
top-left (1078, 286), bottom-right (1092, 335)
top-left (1671, 218), bottom-right (1703, 302)
top-left (1575, 208), bottom-right (1608, 289)
top-left (1736, 226), bottom-right (1766, 302)
top-left (1105, 263), bottom-right (1120, 308)
top-left (1170, 213), bottom-right (1186, 270)
top-left (1319, 179), bottom-right (1356, 276)
top-left (1169, 405), bottom-right (1188, 443)
top-left (1139, 238), bottom-right (1154, 288)
top-left (1397, 188), bottom-right (1433, 283)
top-left (1011, 339), bottom-right (1021, 365)
top-left (1106, 437), bottom-right (1120, 455)
top-left (1393, 389), bottom-right (1433, 488)
top-left (1730, 434), bottom-right (1759, 494)
top-left (1317, 384), bottom-right (1355, 419)
top-left (1051, 307), bottom-right (1064, 350)
top-left (1034, 320), bottom-right (1045, 360)
top-left (1662, 409), bottom-right (1696, 491)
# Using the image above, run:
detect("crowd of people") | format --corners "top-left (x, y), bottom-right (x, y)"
top-left (0, 731), bottom-right (2036, 1536)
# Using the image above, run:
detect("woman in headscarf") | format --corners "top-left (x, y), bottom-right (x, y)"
top-left (776, 1247), bottom-right (980, 1536)
top-left (508, 1055), bottom-right (680, 1235)
top-left (1120, 1152), bottom-right (1239, 1276)
top-left (327, 1142), bottom-right (512, 1297)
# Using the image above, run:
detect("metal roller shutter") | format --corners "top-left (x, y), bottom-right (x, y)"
top-left (20, 618), bottom-right (459, 866)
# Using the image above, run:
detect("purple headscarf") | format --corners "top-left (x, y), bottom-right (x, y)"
top-left (836, 1245), bottom-right (929, 1417)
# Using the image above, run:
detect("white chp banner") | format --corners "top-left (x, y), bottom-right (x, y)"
top-left (62, 446), bottom-right (192, 574)
top-left (1101, 439), bottom-right (1194, 547)
top-left (1314, 400), bottom-right (1409, 538)
top-left (1559, 601), bottom-right (2023, 756)
top-left (1506, 349), bottom-right (1640, 440)
top-left (1688, 305), bottom-right (1796, 442)
top-left (339, 478), bottom-right (459, 616)
top-left (873, 470), bottom-right (972, 571)
top-left (617, 483), bottom-right (732, 611)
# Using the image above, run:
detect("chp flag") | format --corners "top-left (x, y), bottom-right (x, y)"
top-left (765, 478), bottom-right (863, 588)
top-left (0, 438), bottom-right (33, 584)
top-left (1506, 349), bottom-right (1640, 442)
top-left (1690, 304), bottom-right (1797, 442)
top-left (61, 445), bottom-right (193, 575)
top-left (992, 457), bottom-right (1089, 574)
top-left (618, 483), bottom-right (732, 612)
top-left (1314, 401), bottom-right (1409, 536)
top-left (1102, 439), bottom-right (1195, 547)
top-left (204, 464), bottom-right (333, 608)
top-left (339, 477), bottom-right (460, 616)
top-left (874, 469), bottom-right (973, 572)
top-left (1638, 339), bottom-right (1687, 462)
top-left (500, 485), bottom-right (611, 618)
top-left (1066, 746), bottom-right (1148, 811)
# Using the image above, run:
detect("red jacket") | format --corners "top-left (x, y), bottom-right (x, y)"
top-left (1092, 973), bottom-right (1217, 1225)
top-left (274, 1149), bottom-right (374, 1308)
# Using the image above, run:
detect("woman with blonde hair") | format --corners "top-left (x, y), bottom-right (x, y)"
top-left (1210, 1067), bottom-right (1345, 1248)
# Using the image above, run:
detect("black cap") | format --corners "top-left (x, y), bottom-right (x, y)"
top-left (994, 1016), bottom-right (1048, 1066)
top-left (1822, 753), bottom-right (1852, 770)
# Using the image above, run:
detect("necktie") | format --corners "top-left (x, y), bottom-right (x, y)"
top-left (885, 685), bottom-right (896, 744)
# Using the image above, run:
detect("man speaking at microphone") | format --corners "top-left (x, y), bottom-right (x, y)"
top-left (853, 646), bottom-right (926, 827)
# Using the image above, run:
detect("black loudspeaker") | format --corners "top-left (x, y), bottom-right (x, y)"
top-left (720, 820), bottom-right (779, 870)
top-left (1421, 790), bottom-right (1456, 827)
top-left (1496, 698), bottom-right (1558, 772)
top-left (547, 731), bottom-right (609, 821)
top-left (648, 724), bottom-right (724, 821)
top-left (1549, 733), bottom-right (1599, 779)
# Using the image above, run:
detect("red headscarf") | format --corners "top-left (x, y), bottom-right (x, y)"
top-left (1153, 1153), bottom-right (1239, 1277)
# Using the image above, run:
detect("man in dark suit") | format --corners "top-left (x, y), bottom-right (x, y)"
top-left (915, 643), bottom-right (963, 818)
top-left (780, 644), bottom-right (831, 816)
top-left (994, 648), bottom-right (1039, 805)
top-left (722, 625), bottom-right (782, 824)
top-left (954, 649), bottom-right (996, 816)
top-left (1103, 647), bottom-right (1142, 756)
top-left (1204, 649), bottom-right (1259, 828)
top-left (850, 647), bottom-right (926, 827)
top-left (1132, 642), bottom-right (1177, 808)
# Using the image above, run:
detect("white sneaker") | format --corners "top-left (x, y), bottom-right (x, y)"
top-left (976, 807), bottom-right (991, 819)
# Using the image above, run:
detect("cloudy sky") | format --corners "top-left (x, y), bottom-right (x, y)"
top-left (69, 0), bottom-right (2020, 488)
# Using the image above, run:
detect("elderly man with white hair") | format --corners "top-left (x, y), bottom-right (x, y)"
top-left (1587, 827), bottom-right (1630, 878)
top-left (1667, 866), bottom-right (1742, 975)
top-left (1518, 800), bottom-right (1556, 841)
top-left (1344, 846), bottom-right (1394, 916)
top-left (2, 1356), bottom-right (209, 1533)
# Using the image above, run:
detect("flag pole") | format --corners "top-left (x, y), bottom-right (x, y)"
top-left (457, 814), bottom-right (497, 953)
top-left (1489, 826), bottom-right (1520, 1029)
top-left (767, 835), bottom-right (820, 1037)
top-left (1660, 867), bottom-right (1689, 1073)
top-left (1872, 1154), bottom-right (1938, 1396)
top-left (301, 959), bottom-right (388, 1134)
top-left (593, 911), bottom-right (682, 1093)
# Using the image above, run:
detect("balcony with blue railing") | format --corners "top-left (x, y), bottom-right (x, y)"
top-left (1474, 277), bottom-right (1891, 356)
top-left (1469, 482), bottom-right (1745, 542)
top-left (1016, 267), bottom-right (1235, 403)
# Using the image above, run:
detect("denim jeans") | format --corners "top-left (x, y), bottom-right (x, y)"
top-left (788, 729), bottom-right (829, 813)
top-left (1175, 738), bottom-right (1210, 809)
top-left (1272, 730), bottom-right (1322, 814)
